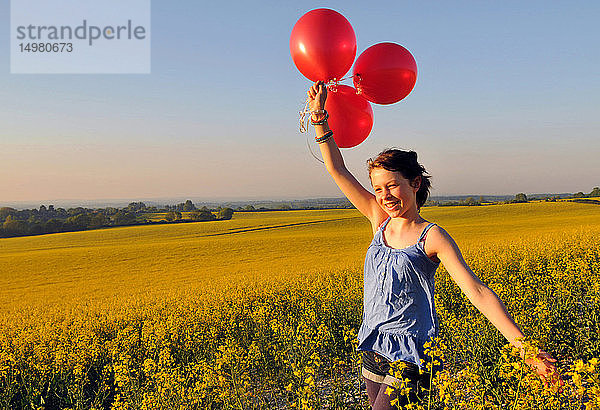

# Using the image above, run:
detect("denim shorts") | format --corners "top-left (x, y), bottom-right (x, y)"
top-left (361, 350), bottom-right (426, 387)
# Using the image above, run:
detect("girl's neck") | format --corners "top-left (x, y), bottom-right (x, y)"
top-left (388, 212), bottom-right (425, 231)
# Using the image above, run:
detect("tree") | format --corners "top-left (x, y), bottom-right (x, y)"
top-left (573, 192), bottom-right (585, 198)
top-left (589, 187), bottom-right (600, 198)
top-left (463, 197), bottom-right (478, 206)
top-left (44, 218), bottom-right (64, 233)
top-left (104, 207), bottom-right (119, 216)
top-left (514, 193), bottom-right (528, 203)
top-left (0, 207), bottom-right (15, 222)
top-left (89, 213), bottom-right (106, 229)
top-left (183, 200), bottom-right (196, 212)
top-left (114, 211), bottom-right (137, 225)
top-left (189, 210), bottom-right (215, 221)
top-left (217, 207), bottom-right (234, 220)
top-left (2, 215), bottom-right (28, 236)
top-left (164, 211), bottom-right (182, 222)
top-left (67, 213), bottom-right (91, 230)
top-left (126, 202), bottom-right (147, 212)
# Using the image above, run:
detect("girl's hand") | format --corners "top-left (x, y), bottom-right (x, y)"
top-left (525, 350), bottom-right (562, 386)
top-left (307, 81), bottom-right (327, 113)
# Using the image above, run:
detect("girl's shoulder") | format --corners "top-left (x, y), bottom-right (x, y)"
top-left (421, 222), bottom-right (459, 253)
top-left (422, 222), bottom-right (448, 238)
top-left (419, 220), bottom-right (442, 240)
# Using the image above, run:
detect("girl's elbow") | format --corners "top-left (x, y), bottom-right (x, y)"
top-left (467, 283), bottom-right (492, 305)
top-left (327, 163), bottom-right (348, 178)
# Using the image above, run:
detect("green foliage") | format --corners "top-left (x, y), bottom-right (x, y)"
top-left (189, 210), bottom-right (215, 221)
top-left (113, 211), bottom-right (138, 225)
top-left (183, 200), bottom-right (196, 212)
top-left (66, 213), bottom-right (91, 230)
top-left (217, 207), bottom-right (234, 220)
top-left (514, 193), bottom-right (528, 203)
top-left (126, 202), bottom-right (147, 212)
top-left (0, 207), bottom-right (16, 222)
top-left (89, 213), bottom-right (107, 229)
top-left (2, 215), bottom-right (28, 236)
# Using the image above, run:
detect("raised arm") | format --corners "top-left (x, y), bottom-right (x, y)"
top-left (307, 82), bottom-right (387, 231)
top-left (426, 226), bottom-right (559, 383)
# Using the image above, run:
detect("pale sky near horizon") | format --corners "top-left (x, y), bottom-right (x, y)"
top-left (1, 1), bottom-right (599, 206)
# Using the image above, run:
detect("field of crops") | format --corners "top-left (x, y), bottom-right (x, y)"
top-left (1, 202), bottom-right (600, 409)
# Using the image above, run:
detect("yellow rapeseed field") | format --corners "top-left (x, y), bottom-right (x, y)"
top-left (1, 201), bottom-right (599, 409)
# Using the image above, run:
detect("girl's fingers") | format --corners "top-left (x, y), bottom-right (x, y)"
top-left (539, 352), bottom-right (557, 362)
top-left (308, 81), bottom-right (326, 103)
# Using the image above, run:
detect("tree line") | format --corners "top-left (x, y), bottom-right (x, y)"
top-left (426, 187), bottom-right (599, 207)
top-left (0, 201), bottom-right (234, 238)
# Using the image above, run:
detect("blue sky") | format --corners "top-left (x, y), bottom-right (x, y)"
top-left (1, 1), bottom-right (599, 205)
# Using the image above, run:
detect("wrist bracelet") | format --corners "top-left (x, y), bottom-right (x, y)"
top-left (310, 110), bottom-right (329, 126)
top-left (315, 130), bottom-right (333, 144)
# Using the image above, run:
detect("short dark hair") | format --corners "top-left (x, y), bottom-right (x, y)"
top-left (367, 148), bottom-right (432, 209)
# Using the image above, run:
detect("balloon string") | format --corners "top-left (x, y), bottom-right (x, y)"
top-left (297, 98), bottom-right (324, 163)
top-left (299, 74), bottom-right (355, 133)
top-left (298, 75), bottom-right (355, 163)
top-left (298, 98), bottom-right (311, 133)
top-left (335, 74), bottom-right (354, 83)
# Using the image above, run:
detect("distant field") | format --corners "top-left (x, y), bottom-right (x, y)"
top-left (0, 209), bottom-right (371, 312)
top-left (2, 202), bottom-right (600, 314)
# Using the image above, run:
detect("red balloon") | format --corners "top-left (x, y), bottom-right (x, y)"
top-left (325, 85), bottom-right (374, 148)
top-left (353, 42), bottom-right (417, 105)
top-left (290, 9), bottom-right (357, 82)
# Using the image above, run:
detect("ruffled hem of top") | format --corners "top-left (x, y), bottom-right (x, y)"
top-left (357, 323), bottom-right (432, 368)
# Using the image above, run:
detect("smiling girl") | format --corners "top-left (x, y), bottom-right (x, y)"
top-left (306, 81), bottom-right (558, 409)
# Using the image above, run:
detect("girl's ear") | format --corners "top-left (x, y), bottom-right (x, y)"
top-left (411, 176), bottom-right (421, 192)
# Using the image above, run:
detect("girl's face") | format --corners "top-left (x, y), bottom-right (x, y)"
top-left (370, 167), bottom-right (420, 218)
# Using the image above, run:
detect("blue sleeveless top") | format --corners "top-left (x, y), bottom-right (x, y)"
top-left (357, 218), bottom-right (440, 368)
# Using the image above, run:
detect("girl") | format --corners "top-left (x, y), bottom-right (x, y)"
top-left (306, 81), bottom-right (558, 409)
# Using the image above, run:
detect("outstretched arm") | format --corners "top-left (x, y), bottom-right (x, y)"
top-left (307, 82), bottom-right (387, 232)
top-left (427, 226), bottom-right (559, 383)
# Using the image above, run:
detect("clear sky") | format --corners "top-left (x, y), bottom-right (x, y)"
top-left (1, 1), bottom-right (599, 206)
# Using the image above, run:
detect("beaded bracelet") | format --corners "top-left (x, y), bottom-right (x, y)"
top-left (310, 110), bottom-right (329, 126)
top-left (315, 130), bottom-right (333, 144)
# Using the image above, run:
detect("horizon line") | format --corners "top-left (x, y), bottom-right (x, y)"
top-left (1, 192), bottom-right (577, 210)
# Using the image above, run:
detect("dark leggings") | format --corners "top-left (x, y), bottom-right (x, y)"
top-left (362, 351), bottom-right (429, 409)
top-left (364, 377), bottom-right (422, 410)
